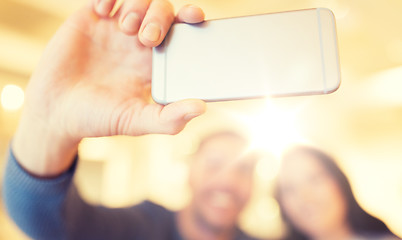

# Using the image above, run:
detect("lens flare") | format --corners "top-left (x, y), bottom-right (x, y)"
top-left (1, 84), bottom-right (24, 111)
top-left (238, 98), bottom-right (309, 157)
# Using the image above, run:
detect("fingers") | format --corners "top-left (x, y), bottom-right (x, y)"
top-left (118, 0), bottom-right (151, 35)
top-left (138, 0), bottom-right (175, 46)
top-left (92, 0), bottom-right (205, 47)
top-left (94, 0), bottom-right (117, 17)
top-left (176, 5), bottom-right (205, 24)
top-left (117, 0), bottom-right (175, 46)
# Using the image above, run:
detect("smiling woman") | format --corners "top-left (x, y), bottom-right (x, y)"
top-left (275, 145), bottom-right (399, 240)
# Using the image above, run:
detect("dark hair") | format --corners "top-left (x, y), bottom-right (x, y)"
top-left (275, 145), bottom-right (396, 240)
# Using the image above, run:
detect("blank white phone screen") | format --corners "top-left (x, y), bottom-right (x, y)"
top-left (152, 8), bottom-right (340, 104)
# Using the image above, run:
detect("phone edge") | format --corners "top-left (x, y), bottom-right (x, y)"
top-left (152, 44), bottom-right (168, 105)
top-left (317, 8), bottom-right (342, 94)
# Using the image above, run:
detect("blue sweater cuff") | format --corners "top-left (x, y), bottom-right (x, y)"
top-left (4, 147), bottom-right (77, 196)
top-left (2, 147), bottom-right (78, 240)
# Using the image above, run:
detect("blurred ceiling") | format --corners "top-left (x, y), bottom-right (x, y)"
top-left (1, 0), bottom-right (402, 239)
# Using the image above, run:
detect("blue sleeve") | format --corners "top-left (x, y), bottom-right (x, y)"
top-left (2, 148), bottom-right (77, 240)
top-left (2, 147), bottom-right (181, 240)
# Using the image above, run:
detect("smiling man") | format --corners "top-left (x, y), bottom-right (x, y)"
top-left (177, 131), bottom-right (258, 240)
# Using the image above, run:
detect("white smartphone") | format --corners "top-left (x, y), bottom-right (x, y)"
top-left (152, 8), bottom-right (340, 104)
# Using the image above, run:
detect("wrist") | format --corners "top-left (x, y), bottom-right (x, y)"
top-left (13, 110), bottom-right (80, 178)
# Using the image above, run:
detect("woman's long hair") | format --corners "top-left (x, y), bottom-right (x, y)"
top-left (275, 145), bottom-right (396, 240)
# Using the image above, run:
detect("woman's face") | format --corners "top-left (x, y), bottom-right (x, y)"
top-left (278, 151), bottom-right (349, 238)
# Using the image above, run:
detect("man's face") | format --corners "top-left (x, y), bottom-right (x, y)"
top-left (189, 134), bottom-right (256, 232)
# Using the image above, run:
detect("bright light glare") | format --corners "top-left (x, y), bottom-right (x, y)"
top-left (1, 84), bottom-right (25, 110)
top-left (256, 155), bottom-right (280, 183)
top-left (239, 99), bottom-right (308, 157)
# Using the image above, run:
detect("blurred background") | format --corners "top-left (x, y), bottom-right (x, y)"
top-left (1, 0), bottom-right (402, 239)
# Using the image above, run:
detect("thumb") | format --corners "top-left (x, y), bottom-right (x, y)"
top-left (122, 99), bottom-right (206, 136)
top-left (158, 99), bottom-right (207, 134)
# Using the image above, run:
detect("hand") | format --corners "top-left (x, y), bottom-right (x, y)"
top-left (13, 0), bottom-right (206, 177)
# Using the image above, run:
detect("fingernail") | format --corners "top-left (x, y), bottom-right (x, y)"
top-left (186, 4), bottom-right (200, 10)
top-left (142, 23), bottom-right (161, 42)
top-left (96, 0), bottom-right (112, 16)
top-left (184, 112), bottom-right (202, 121)
top-left (121, 12), bottom-right (141, 33)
